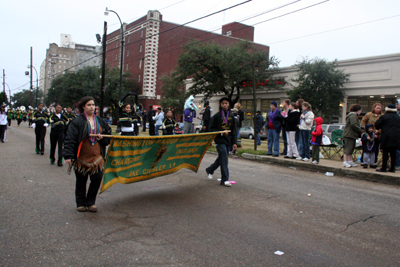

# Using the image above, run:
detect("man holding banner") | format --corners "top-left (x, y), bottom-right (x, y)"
top-left (206, 97), bottom-right (237, 187)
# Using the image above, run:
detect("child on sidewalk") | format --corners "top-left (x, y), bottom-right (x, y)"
top-left (361, 124), bottom-right (377, 168)
top-left (310, 117), bottom-right (323, 164)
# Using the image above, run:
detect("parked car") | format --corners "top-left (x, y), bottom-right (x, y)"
top-left (321, 123), bottom-right (345, 138)
top-left (239, 126), bottom-right (268, 140)
top-left (195, 123), bottom-right (202, 133)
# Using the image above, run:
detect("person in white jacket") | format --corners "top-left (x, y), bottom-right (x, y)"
top-left (152, 107), bottom-right (164, 136)
top-left (296, 102), bottom-right (314, 161)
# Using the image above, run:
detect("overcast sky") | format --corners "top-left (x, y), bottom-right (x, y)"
top-left (1, 0), bottom-right (399, 97)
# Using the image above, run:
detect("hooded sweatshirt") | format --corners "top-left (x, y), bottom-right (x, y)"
top-left (361, 124), bottom-right (376, 153)
top-left (209, 98), bottom-right (237, 146)
top-left (310, 117), bottom-right (323, 145)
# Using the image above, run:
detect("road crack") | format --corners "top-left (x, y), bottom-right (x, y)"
top-left (342, 214), bottom-right (386, 232)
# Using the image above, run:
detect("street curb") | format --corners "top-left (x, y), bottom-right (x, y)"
top-left (240, 153), bottom-right (400, 186)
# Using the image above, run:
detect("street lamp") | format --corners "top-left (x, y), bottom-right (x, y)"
top-left (104, 7), bottom-right (124, 101)
top-left (26, 65), bottom-right (39, 107)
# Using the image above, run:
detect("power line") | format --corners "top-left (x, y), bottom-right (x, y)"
top-left (36, 0), bottom-right (253, 84)
top-left (252, 0), bottom-right (329, 26)
top-left (269, 13), bottom-right (400, 44)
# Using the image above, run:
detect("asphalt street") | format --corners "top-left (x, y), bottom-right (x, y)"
top-left (1, 123), bottom-right (400, 267)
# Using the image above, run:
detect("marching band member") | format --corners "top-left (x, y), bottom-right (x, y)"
top-left (7, 108), bottom-right (13, 127)
top-left (49, 104), bottom-right (68, 166)
top-left (118, 103), bottom-right (135, 136)
top-left (162, 110), bottom-right (177, 135)
top-left (64, 106), bottom-right (77, 138)
top-left (32, 103), bottom-right (49, 155)
top-left (132, 108), bottom-right (142, 136)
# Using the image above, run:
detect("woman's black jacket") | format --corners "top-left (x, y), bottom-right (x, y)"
top-left (374, 111), bottom-right (400, 149)
top-left (63, 115), bottom-right (112, 160)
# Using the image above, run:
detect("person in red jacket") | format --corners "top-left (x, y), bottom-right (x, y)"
top-left (310, 117), bottom-right (323, 164)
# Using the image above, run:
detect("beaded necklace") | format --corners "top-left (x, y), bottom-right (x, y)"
top-left (222, 110), bottom-right (229, 124)
top-left (83, 112), bottom-right (99, 145)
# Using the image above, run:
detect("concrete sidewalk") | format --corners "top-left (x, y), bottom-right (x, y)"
top-left (241, 153), bottom-right (400, 186)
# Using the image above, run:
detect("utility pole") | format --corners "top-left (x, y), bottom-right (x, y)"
top-left (2, 69), bottom-right (5, 94)
top-left (100, 21), bottom-right (107, 117)
top-left (253, 63), bottom-right (257, 151)
top-left (9, 89), bottom-right (12, 109)
top-left (30, 47), bottom-right (33, 106)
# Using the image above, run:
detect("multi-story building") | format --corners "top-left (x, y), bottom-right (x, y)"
top-left (39, 34), bottom-right (101, 96)
top-left (105, 10), bottom-right (270, 108)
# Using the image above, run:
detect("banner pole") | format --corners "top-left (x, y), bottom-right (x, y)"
top-left (89, 130), bottom-right (231, 138)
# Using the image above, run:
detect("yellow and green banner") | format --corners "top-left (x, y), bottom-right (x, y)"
top-left (100, 132), bottom-right (218, 193)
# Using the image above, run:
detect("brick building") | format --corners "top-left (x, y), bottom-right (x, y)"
top-left (105, 10), bottom-right (270, 109)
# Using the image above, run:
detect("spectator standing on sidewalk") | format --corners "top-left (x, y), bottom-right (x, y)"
top-left (285, 103), bottom-right (300, 159)
top-left (310, 117), bottom-right (323, 164)
top-left (142, 109), bottom-right (147, 132)
top-left (361, 124), bottom-right (377, 169)
top-left (255, 110), bottom-right (263, 146)
top-left (361, 103), bottom-right (382, 165)
top-left (295, 98), bottom-right (304, 149)
top-left (343, 104), bottom-right (363, 168)
top-left (281, 99), bottom-right (290, 155)
top-left (297, 102), bottom-right (314, 161)
top-left (201, 100), bottom-right (212, 133)
top-left (234, 103), bottom-right (244, 137)
top-left (266, 101), bottom-right (283, 157)
top-left (153, 107), bottom-right (164, 136)
top-left (148, 105), bottom-right (156, 136)
top-left (374, 104), bottom-right (400, 173)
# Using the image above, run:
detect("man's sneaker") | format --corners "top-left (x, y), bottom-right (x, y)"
top-left (348, 161), bottom-right (358, 167)
top-left (207, 173), bottom-right (213, 180)
top-left (296, 157), bottom-right (303, 160)
top-left (302, 158), bottom-right (310, 162)
top-left (223, 181), bottom-right (232, 187)
top-left (342, 162), bottom-right (351, 168)
top-left (312, 160), bottom-right (319, 164)
top-left (50, 158), bottom-right (55, 165)
top-left (35, 148), bottom-right (39, 154)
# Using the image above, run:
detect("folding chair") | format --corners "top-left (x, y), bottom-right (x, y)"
top-left (330, 129), bottom-right (344, 159)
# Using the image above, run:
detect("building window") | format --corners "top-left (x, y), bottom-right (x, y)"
top-left (126, 63), bottom-right (128, 70)
top-left (115, 53), bottom-right (118, 60)
top-left (139, 60), bottom-right (142, 69)
top-left (138, 75), bottom-right (141, 82)
top-left (59, 65), bottom-right (61, 68)
top-left (71, 55), bottom-right (74, 59)
top-left (139, 44), bottom-right (142, 52)
top-left (64, 60), bottom-right (66, 63)
top-left (127, 49), bottom-right (129, 56)
top-left (141, 29), bottom-right (143, 37)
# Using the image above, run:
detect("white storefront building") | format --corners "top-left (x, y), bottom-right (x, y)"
top-left (191, 52), bottom-right (400, 126)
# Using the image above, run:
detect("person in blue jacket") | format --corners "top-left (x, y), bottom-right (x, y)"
top-left (265, 101), bottom-right (283, 157)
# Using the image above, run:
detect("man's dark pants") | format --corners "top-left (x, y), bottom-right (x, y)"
top-left (206, 143), bottom-right (229, 184)
top-left (50, 130), bottom-right (64, 163)
top-left (35, 125), bottom-right (47, 153)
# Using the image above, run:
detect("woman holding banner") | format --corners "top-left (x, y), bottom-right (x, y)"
top-left (64, 96), bottom-right (111, 212)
